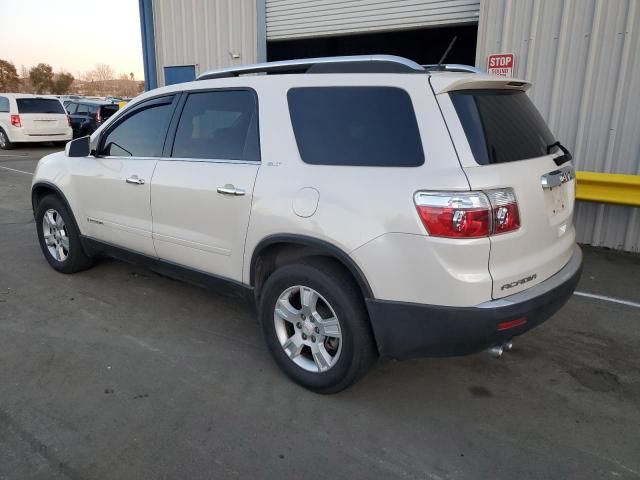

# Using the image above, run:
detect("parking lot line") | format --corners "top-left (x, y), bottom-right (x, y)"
top-left (574, 290), bottom-right (640, 308)
top-left (0, 165), bottom-right (33, 175)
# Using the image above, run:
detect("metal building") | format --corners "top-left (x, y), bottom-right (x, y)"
top-left (138, 0), bottom-right (640, 252)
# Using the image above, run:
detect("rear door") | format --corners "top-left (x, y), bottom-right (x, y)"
top-left (16, 98), bottom-right (68, 135)
top-left (150, 89), bottom-right (260, 281)
top-left (434, 80), bottom-right (576, 299)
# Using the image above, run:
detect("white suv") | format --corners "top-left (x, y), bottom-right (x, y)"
top-left (31, 56), bottom-right (582, 392)
top-left (0, 94), bottom-right (72, 149)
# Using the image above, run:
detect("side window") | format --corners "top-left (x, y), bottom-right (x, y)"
top-left (76, 103), bottom-right (89, 116)
top-left (0, 97), bottom-right (9, 113)
top-left (66, 103), bottom-right (77, 114)
top-left (101, 98), bottom-right (173, 157)
top-left (172, 90), bottom-right (259, 161)
top-left (287, 87), bottom-right (424, 167)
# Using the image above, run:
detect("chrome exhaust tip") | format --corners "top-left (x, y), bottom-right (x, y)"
top-left (488, 341), bottom-right (512, 358)
top-left (488, 345), bottom-right (504, 358)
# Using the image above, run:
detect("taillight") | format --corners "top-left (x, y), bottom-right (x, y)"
top-left (10, 114), bottom-right (21, 127)
top-left (486, 189), bottom-right (520, 234)
top-left (66, 115), bottom-right (71, 127)
top-left (95, 111), bottom-right (102, 123)
top-left (414, 188), bottom-right (520, 238)
top-left (415, 192), bottom-right (491, 238)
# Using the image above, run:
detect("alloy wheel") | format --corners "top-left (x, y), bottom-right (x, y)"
top-left (42, 209), bottom-right (69, 262)
top-left (273, 285), bottom-right (343, 373)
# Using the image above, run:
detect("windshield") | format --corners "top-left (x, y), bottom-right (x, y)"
top-left (450, 89), bottom-right (556, 165)
top-left (17, 98), bottom-right (66, 114)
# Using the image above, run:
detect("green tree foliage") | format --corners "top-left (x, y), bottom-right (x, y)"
top-left (51, 72), bottom-right (75, 94)
top-left (29, 63), bottom-right (54, 93)
top-left (0, 59), bottom-right (20, 91)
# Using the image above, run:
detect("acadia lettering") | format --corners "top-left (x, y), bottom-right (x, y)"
top-left (501, 274), bottom-right (537, 290)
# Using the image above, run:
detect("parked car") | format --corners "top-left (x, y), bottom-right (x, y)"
top-left (0, 94), bottom-right (72, 149)
top-left (30, 55), bottom-right (582, 392)
top-left (65, 100), bottom-right (119, 138)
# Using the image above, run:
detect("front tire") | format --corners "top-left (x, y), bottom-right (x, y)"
top-left (0, 128), bottom-right (14, 150)
top-left (259, 258), bottom-right (377, 393)
top-left (35, 194), bottom-right (95, 273)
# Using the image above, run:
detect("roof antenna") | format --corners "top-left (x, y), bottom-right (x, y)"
top-left (437, 36), bottom-right (458, 68)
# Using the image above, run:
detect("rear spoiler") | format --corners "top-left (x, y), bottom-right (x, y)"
top-left (430, 76), bottom-right (531, 95)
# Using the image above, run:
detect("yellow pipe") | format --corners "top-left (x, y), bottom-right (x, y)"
top-left (575, 171), bottom-right (640, 207)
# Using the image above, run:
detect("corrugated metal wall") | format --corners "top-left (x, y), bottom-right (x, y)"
top-left (266, 0), bottom-right (481, 40)
top-left (476, 0), bottom-right (640, 252)
top-left (152, 0), bottom-right (258, 86)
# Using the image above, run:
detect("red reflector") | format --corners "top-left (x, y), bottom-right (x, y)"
top-left (10, 114), bottom-right (21, 127)
top-left (497, 317), bottom-right (527, 331)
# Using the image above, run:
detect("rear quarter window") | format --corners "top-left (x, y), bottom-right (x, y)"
top-left (450, 89), bottom-right (556, 165)
top-left (287, 86), bottom-right (424, 167)
top-left (16, 98), bottom-right (65, 114)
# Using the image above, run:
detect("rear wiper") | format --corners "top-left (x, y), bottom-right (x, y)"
top-left (547, 141), bottom-right (573, 165)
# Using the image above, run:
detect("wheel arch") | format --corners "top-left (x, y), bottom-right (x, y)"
top-left (249, 235), bottom-right (374, 301)
top-left (31, 181), bottom-right (73, 214)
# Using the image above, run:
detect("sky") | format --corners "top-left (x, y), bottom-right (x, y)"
top-left (0, 0), bottom-right (144, 80)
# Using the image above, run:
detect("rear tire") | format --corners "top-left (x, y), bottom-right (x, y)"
top-left (259, 258), bottom-right (377, 393)
top-left (0, 128), bottom-right (14, 150)
top-left (35, 194), bottom-right (95, 273)
top-left (53, 141), bottom-right (68, 148)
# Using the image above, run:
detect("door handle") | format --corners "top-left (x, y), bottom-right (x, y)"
top-left (217, 185), bottom-right (245, 196)
top-left (126, 175), bottom-right (145, 185)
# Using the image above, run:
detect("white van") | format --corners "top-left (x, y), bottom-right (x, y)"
top-left (0, 94), bottom-right (72, 149)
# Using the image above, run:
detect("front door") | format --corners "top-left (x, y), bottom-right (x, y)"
top-left (73, 95), bottom-right (177, 256)
top-left (150, 89), bottom-right (260, 281)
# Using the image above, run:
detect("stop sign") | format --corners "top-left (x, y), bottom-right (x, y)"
top-left (487, 53), bottom-right (515, 77)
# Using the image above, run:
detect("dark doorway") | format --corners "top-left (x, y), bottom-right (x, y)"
top-left (267, 24), bottom-right (478, 66)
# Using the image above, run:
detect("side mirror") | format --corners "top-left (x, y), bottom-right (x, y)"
top-left (65, 135), bottom-right (91, 157)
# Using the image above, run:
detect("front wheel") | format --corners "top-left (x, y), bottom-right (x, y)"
top-left (0, 128), bottom-right (14, 150)
top-left (259, 258), bottom-right (377, 393)
top-left (35, 194), bottom-right (95, 273)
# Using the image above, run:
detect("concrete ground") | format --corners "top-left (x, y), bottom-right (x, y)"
top-left (1, 146), bottom-right (639, 480)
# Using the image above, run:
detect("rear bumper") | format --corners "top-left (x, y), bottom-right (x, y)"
top-left (366, 244), bottom-right (583, 359)
top-left (8, 127), bottom-right (72, 143)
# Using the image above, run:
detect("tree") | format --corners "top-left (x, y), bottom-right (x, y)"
top-left (94, 63), bottom-right (115, 83)
top-left (29, 63), bottom-right (54, 93)
top-left (0, 59), bottom-right (20, 91)
top-left (51, 72), bottom-right (75, 94)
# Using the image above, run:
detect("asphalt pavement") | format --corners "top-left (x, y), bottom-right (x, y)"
top-left (1, 146), bottom-right (639, 480)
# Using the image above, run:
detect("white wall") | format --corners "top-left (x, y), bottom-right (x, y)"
top-left (152, 0), bottom-right (258, 86)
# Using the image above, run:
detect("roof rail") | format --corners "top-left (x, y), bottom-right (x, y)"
top-left (197, 55), bottom-right (425, 80)
top-left (422, 64), bottom-right (484, 74)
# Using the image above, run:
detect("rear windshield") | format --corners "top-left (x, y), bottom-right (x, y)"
top-left (100, 105), bottom-right (118, 119)
top-left (287, 86), bottom-right (424, 167)
top-left (450, 90), bottom-right (556, 165)
top-left (16, 98), bottom-right (65, 114)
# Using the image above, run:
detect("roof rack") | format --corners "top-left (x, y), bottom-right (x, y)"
top-left (197, 55), bottom-right (425, 80)
top-left (422, 64), bottom-right (484, 74)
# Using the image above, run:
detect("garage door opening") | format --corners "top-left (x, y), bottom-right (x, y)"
top-left (267, 24), bottom-right (478, 67)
